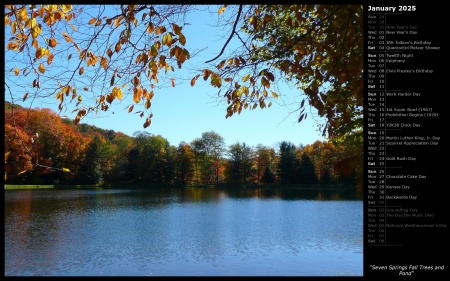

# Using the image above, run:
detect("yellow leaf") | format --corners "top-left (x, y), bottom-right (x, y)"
top-left (178, 32), bottom-right (186, 46)
top-left (218, 5), bottom-right (227, 14)
top-left (114, 17), bottom-right (122, 28)
top-left (62, 168), bottom-right (71, 173)
top-left (100, 57), bottom-right (108, 70)
top-left (116, 88), bottom-right (123, 100)
top-left (88, 18), bottom-right (97, 25)
top-left (162, 33), bottom-right (173, 47)
top-left (74, 114), bottom-right (81, 125)
top-left (14, 67), bottom-right (19, 76)
top-left (133, 87), bottom-right (142, 103)
top-left (62, 32), bottom-right (72, 43)
top-left (145, 99), bottom-right (151, 109)
top-left (147, 46), bottom-right (157, 58)
top-left (31, 25), bottom-right (41, 38)
top-left (242, 73), bottom-right (250, 82)
top-left (271, 91), bottom-right (279, 98)
top-left (62, 5), bottom-right (70, 13)
top-left (38, 64), bottom-right (45, 74)
top-left (70, 24), bottom-right (77, 31)
top-left (79, 67), bottom-right (84, 75)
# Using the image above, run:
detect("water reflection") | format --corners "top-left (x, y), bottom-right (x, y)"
top-left (5, 187), bottom-right (363, 276)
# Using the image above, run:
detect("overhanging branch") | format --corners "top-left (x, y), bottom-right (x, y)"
top-left (205, 5), bottom-right (243, 64)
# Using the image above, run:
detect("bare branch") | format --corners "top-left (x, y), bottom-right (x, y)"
top-left (205, 5), bottom-right (243, 64)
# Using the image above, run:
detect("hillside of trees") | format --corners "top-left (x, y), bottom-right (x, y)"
top-left (4, 102), bottom-right (359, 188)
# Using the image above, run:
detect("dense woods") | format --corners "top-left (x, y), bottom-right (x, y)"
top-left (5, 5), bottom-right (363, 189)
top-left (4, 102), bottom-right (360, 188)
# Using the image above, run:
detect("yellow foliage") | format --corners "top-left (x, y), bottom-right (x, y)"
top-left (38, 64), bottom-right (45, 74)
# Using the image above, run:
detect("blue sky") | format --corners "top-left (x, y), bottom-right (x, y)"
top-left (5, 5), bottom-right (326, 148)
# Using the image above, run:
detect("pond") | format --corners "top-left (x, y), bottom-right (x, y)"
top-left (4, 187), bottom-right (363, 276)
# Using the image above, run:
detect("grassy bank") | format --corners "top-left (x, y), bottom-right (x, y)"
top-left (4, 185), bottom-right (102, 190)
top-left (4, 185), bottom-right (54, 190)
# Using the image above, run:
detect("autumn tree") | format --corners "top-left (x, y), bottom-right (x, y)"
top-left (254, 144), bottom-right (276, 184)
top-left (303, 140), bottom-right (337, 184)
top-left (5, 4), bottom-right (362, 137)
top-left (4, 123), bottom-right (33, 182)
top-left (175, 142), bottom-right (195, 185)
top-left (202, 5), bottom-right (363, 138)
top-left (4, 103), bottom-right (90, 183)
top-left (5, 4), bottom-right (363, 184)
top-left (191, 131), bottom-right (226, 185)
top-left (5, 4), bottom-right (197, 130)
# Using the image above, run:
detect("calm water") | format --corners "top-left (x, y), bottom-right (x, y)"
top-left (4, 187), bottom-right (363, 276)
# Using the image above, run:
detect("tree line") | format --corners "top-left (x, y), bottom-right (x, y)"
top-left (4, 102), bottom-right (359, 187)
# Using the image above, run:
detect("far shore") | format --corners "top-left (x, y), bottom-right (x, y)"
top-left (5, 184), bottom-right (356, 191)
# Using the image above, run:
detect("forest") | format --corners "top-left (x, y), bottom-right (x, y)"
top-left (5, 5), bottom-right (363, 189)
top-left (4, 102), bottom-right (360, 188)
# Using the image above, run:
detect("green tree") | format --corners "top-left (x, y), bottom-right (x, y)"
top-left (226, 142), bottom-right (254, 185)
top-left (131, 131), bottom-right (173, 184)
top-left (277, 141), bottom-right (298, 184)
top-left (261, 166), bottom-right (276, 184)
top-left (190, 138), bottom-right (204, 185)
top-left (193, 131), bottom-right (226, 185)
top-left (297, 152), bottom-right (317, 184)
top-left (73, 135), bottom-right (104, 184)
